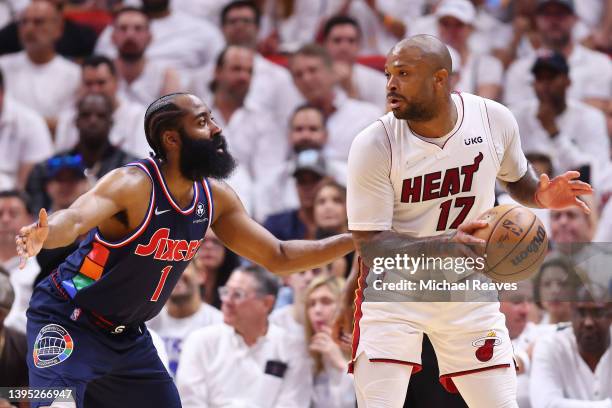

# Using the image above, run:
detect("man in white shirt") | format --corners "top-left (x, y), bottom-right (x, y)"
top-left (530, 286), bottom-right (612, 407)
top-left (103, 7), bottom-right (181, 107)
top-left (504, 0), bottom-right (612, 108)
top-left (205, 46), bottom-right (285, 214)
top-left (434, 0), bottom-right (504, 100)
top-left (0, 0), bottom-right (79, 132)
top-left (511, 51), bottom-right (610, 178)
top-left (95, 0), bottom-right (224, 75)
top-left (55, 55), bottom-right (150, 158)
top-left (189, 0), bottom-right (300, 133)
top-left (176, 265), bottom-right (312, 408)
top-left (0, 191), bottom-right (40, 334)
top-left (258, 104), bottom-right (347, 222)
top-left (289, 44), bottom-right (382, 162)
top-left (0, 69), bottom-right (53, 189)
top-left (148, 262), bottom-right (222, 378)
top-left (322, 15), bottom-right (386, 109)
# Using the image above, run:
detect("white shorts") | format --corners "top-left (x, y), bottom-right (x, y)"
top-left (349, 264), bottom-right (515, 393)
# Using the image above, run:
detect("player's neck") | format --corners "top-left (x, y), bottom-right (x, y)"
top-left (159, 163), bottom-right (195, 208)
top-left (116, 57), bottom-right (146, 84)
top-left (167, 296), bottom-right (201, 318)
top-left (408, 96), bottom-right (458, 138)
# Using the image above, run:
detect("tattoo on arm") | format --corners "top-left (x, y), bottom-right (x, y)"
top-left (500, 165), bottom-right (542, 209)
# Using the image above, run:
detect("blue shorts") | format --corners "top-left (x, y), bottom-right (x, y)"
top-left (26, 277), bottom-right (181, 408)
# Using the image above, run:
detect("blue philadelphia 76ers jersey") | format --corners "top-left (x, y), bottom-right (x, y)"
top-left (55, 157), bottom-right (213, 325)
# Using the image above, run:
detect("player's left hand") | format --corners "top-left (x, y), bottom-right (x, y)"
top-left (535, 171), bottom-right (593, 214)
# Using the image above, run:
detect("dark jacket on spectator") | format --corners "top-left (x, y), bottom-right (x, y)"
top-left (25, 146), bottom-right (136, 214)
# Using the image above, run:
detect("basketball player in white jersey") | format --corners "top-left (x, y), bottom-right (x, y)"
top-left (342, 35), bottom-right (592, 408)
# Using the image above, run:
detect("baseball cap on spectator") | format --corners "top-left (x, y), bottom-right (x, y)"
top-left (46, 154), bottom-right (87, 181)
top-left (292, 149), bottom-right (327, 178)
top-left (536, 0), bottom-right (575, 14)
top-left (435, 0), bottom-right (476, 25)
top-left (531, 49), bottom-right (569, 76)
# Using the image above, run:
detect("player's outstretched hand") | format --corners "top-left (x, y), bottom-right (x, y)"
top-left (535, 171), bottom-right (593, 213)
top-left (16, 208), bottom-right (49, 269)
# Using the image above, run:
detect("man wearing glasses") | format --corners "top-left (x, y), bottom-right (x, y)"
top-left (177, 265), bottom-right (311, 408)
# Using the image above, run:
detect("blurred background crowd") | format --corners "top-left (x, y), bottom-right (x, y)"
top-left (0, 0), bottom-right (611, 407)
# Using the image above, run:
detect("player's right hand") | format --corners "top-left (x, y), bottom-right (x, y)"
top-left (16, 208), bottom-right (49, 269)
top-left (448, 219), bottom-right (488, 259)
top-left (332, 302), bottom-right (354, 352)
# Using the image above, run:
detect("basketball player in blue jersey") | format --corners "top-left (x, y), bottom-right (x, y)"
top-left (15, 93), bottom-right (354, 408)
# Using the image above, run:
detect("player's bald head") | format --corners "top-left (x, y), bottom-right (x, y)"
top-left (389, 35), bottom-right (452, 75)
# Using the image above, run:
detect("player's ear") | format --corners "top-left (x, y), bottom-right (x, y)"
top-left (161, 129), bottom-right (180, 152)
top-left (433, 68), bottom-right (449, 88)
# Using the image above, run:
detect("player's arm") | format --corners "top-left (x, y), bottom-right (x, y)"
top-left (488, 99), bottom-right (593, 213)
top-left (209, 180), bottom-right (354, 276)
top-left (16, 167), bottom-right (148, 266)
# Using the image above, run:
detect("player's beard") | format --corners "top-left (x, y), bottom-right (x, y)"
top-left (392, 99), bottom-right (437, 121)
top-left (178, 128), bottom-right (237, 181)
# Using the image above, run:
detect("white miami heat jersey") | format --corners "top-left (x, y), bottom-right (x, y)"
top-left (347, 92), bottom-right (528, 236)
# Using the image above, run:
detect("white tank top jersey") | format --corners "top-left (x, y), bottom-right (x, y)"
top-left (347, 92), bottom-right (529, 236)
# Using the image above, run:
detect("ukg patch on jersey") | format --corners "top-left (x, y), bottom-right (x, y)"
top-left (33, 324), bottom-right (74, 368)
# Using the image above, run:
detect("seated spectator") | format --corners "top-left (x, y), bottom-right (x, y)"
top-left (190, 0), bottom-right (301, 131)
top-left (55, 55), bottom-right (150, 158)
top-left (530, 285), bottom-right (611, 407)
top-left (313, 179), bottom-right (353, 278)
top-left (289, 44), bottom-right (381, 162)
top-left (533, 253), bottom-right (583, 325)
top-left (95, 0), bottom-right (224, 74)
top-left (0, 269), bottom-right (28, 387)
top-left (177, 265), bottom-right (312, 408)
top-left (0, 0), bottom-right (97, 59)
top-left (504, 0), bottom-right (612, 109)
top-left (270, 268), bottom-right (323, 334)
top-left (435, 0), bottom-right (504, 100)
top-left (511, 51), bottom-right (610, 178)
top-left (0, 0), bottom-right (80, 132)
top-left (0, 190), bottom-right (40, 334)
top-left (263, 150), bottom-right (326, 240)
top-left (304, 275), bottom-right (354, 408)
top-left (103, 7), bottom-right (181, 107)
top-left (148, 262), bottom-right (223, 378)
top-left (322, 15), bottom-right (386, 109)
top-left (26, 93), bottom-right (136, 213)
top-left (191, 230), bottom-right (241, 309)
top-left (0, 68), bottom-right (53, 189)
top-left (258, 104), bottom-right (347, 221)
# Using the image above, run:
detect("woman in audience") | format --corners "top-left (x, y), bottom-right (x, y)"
top-left (304, 275), bottom-right (354, 408)
top-left (192, 230), bottom-right (241, 309)
top-left (533, 253), bottom-right (583, 325)
top-left (313, 179), bottom-right (354, 278)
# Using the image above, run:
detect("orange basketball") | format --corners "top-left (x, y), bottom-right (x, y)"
top-left (473, 204), bottom-right (548, 283)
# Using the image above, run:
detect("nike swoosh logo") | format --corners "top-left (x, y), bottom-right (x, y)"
top-left (155, 207), bottom-right (171, 215)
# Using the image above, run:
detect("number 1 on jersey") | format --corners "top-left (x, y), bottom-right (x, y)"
top-left (436, 196), bottom-right (475, 231)
top-left (151, 265), bottom-right (172, 302)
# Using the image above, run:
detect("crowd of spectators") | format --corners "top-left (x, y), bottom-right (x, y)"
top-left (0, 0), bottom-right (611, 407)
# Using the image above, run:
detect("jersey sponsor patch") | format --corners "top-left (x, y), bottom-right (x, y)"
top-left (463, 136), bottom-right (484, 146)
top-left (33, 324), bottom-right (74, 368)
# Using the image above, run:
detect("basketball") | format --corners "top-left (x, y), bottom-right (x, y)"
top-left (473, 204), bottom-right (548, 283)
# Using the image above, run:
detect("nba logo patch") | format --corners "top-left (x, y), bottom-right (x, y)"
top-left (33, 324), bottom-right (74, 368)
